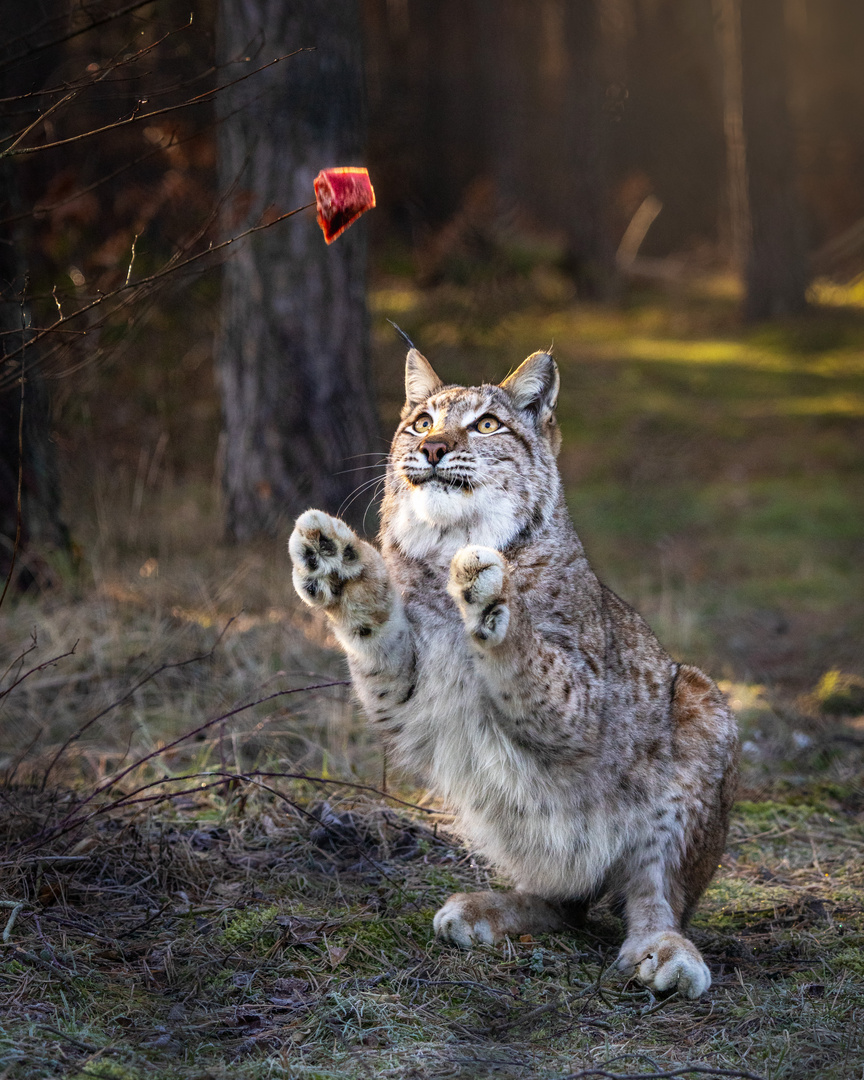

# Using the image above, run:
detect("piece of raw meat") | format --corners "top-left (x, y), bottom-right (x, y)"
top-left (314, 167), bottom-right (376, 244)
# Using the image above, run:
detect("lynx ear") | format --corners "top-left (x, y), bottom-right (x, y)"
top-left (500, 352), bottom-right (559, 418)
top-left (405, 348), bottom-right (444, 409)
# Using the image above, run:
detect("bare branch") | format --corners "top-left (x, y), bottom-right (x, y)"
top-left (21, 680), bottom-right (351, 847)
top-left (1, 50), bottom-right (311, 158)
top-left (0, 1), bottom-right (156, 75)
top-left (0, 340), bottom-right (24, 610)
top-left (0, 643), bottom-right (78, 702)
top-left (551, 1066), bottom-right (767, 1080)
top-left (0, 199), bottom-right (316, 381)
top-left (1, 20), bottom-right (190, 159)
top-left (39, 617), bottom-right (238, 791)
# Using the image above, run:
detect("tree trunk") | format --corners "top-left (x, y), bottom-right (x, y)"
top-left (216, 0), bottom-right (379, 539)
top-left (715, 0), bottom-right (809, 319)
top-left (0, 14), bottom-right (70, 594)
top-left (713, 0), bottom-right (750, 273)
top-left (483, 0), bottom-right (615, 298)
top-left (741, 0), bottom-right (809, 318)
top-left (555, 0), bottom-right (616, 298)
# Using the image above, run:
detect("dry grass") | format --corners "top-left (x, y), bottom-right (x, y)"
top-left (2, 276), bottom-right (864, 1077)
top-left (2, 543), bottom-right (864, 1079)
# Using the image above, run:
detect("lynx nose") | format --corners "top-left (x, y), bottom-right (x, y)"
top-left (419, 439), bottom-right (450, 466)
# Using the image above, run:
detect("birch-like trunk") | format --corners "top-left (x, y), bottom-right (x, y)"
top-left (216, 0), bottom-right (379, 540)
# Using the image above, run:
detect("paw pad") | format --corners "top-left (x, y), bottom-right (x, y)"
top-left (290, 510), bottom-right (364, 608)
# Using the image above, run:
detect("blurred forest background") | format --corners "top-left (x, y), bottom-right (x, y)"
top-left (2, 0), bottom-right (863, 697)
top-left (1, 2), bottom-right (864, 1075)
top-left (2, 2), bottom-right (864, 1078)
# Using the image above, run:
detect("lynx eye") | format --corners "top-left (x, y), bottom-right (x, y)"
top-left (410, 414), bottom-right (433, 434)
top-left (474, 415), bottom-right (501, 434)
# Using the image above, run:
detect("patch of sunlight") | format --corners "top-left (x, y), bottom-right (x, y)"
top-left (369, 286), bottom-right (420, 316)
top-left (717, 681), bottom-right (769, 717)
top-left (496, 309), bottom-right (864, 377)
top-left (810, 275), bottom-right (864, 310)
top-left (600, 336), bottom-right (813, 373)
top-left (166, 606), bottom-right (289, 633)
top-left (691, 269), bottom-right (741, 300)
top-left (740, 393), bottom-right (864, 417)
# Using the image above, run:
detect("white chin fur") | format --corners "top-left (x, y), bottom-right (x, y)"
top-left (411, 482), bottom-right (473, 527)
top-left (392, 482), bottom-right (520, 561)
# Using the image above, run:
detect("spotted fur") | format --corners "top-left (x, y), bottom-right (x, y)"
top-left (290, 348), bottom-right (739, 999)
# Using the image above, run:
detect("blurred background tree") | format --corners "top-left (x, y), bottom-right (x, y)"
top-left (0, 3), bottom-right (71, 593)
top-left (2, 0), bottom-right (864, 576)
top-left (216, 0), bottom-right (378, 539)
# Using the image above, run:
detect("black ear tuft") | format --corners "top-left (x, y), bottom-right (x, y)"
top-left (387, 319), bottom-right (417, 351)
top-left (500, 352), bottom-right (560, 418)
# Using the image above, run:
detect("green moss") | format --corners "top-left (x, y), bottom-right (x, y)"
top-left (69, 1060), bottom-right (143, 1080)
top-left (734, 800), bottom-right (817, 827)
top-left (220, 904), bottom-right (280, 951)
top-left (694, 873), bottom-right (797, 930)
top-left (830, 946), bottom-right (864, 977)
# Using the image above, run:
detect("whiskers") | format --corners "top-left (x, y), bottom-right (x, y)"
top-left (336, 452), bottom-right (391, 529)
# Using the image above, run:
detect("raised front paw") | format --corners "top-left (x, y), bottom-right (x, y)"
top-left (289, 510), bottom-right (364, 609)
top-left (447, 546), bottom-right (510, 646)
top-left (616, 930), bottom-right (711, 999)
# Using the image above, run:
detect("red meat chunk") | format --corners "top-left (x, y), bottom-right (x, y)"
top-left (314, 167), bottom-right (376, 244)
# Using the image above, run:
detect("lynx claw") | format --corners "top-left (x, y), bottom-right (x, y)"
top-left (447, 546), bottom-right (510, 646)
top-left (616, 931), bottom-right (711, 999)
top-left (289, 510), bottom-right (363, 609)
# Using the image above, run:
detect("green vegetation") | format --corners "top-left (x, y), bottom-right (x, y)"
top-left (1, 782), bottom-right (863, 1079)
top-left (2, 277), bottom-right (863, 1078)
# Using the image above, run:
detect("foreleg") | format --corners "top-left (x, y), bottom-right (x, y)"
top-left (289, 511), bottom-right (415, 720)
top-left (447, 546), bottom-right (597, 751)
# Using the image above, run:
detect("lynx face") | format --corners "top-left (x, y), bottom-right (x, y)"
top-left (382, 350), bottom-right (563, 560)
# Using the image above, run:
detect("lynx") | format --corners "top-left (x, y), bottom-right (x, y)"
top-left (289, 346), bottom-right (739, 998)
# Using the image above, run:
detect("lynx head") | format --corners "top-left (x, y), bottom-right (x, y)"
top-left (381, 347), bottom-right (563, 560)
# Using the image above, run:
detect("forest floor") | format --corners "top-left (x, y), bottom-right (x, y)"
top-left (2, 272), bottom-right (864, 1078)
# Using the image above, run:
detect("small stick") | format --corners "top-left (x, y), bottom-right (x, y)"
top-left (1, 901), bottom-right (25, 942)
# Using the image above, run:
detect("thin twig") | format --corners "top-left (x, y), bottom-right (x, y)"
top-left (35, 1025), bottom-right (99, 1053)
top-left (2, 50), bottom-right (310, 157)
top-left (1, 644), bottom-right (79, 702)
top-left (0, 1), bottom-right (156, 74)
top-left (0, 199), bottom-right (316, 375)
top-left (40, 618), bottom-right (236, 791)
top-left (124, 234), bottom-right (140, 287)
top-left (552, 1066), bottom-right (767, 1080)
top-left (1, 901), bottom-right (25, 942)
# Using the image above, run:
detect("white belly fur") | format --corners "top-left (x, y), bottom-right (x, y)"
top-left (390, 628), bottom-right (637, 899)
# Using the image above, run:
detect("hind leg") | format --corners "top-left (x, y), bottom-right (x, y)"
top-left (615, 804), bottom-right (730, 998)
top-left (616, 666), bottom-right (738, 999)
top-left (615, 856), bottom-right (715, 999)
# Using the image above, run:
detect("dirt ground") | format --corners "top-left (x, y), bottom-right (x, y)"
top-left (2, 275), bottom-right (864, 1078)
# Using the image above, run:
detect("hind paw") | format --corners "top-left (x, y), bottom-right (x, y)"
top-left (617, 930), bottom-right (711, 999)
